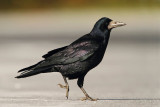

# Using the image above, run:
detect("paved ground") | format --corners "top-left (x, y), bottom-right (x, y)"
top-left (1, 40), bottom-right (160, 107)
top-left (0, 10), bottom-right (160, 107)
top-left (1, 91), bottom-right (160, 107)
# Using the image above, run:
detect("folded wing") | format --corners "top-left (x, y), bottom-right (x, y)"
top-left (37, 40), bottom-right (99, 68)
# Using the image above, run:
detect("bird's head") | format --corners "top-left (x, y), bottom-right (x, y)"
top-left (91, 17), bottom-right (126, 36)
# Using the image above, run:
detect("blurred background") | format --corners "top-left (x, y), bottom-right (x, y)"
top-left (0, 0), bottom-right (160, 105)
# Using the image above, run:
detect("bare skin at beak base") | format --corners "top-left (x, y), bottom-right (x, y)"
top-left (108, 21), bottom-right (126, 29)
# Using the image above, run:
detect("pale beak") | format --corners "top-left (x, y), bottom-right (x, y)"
top-left (108, 21), bottom-right (126, 29)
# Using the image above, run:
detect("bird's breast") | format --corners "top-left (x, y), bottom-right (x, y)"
top-left (87, 45), bottom-right (107, 68)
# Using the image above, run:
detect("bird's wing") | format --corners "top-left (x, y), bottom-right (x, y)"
top-left (38, 40), bottom-right (99, 67)
top-left (42, 46), bottom-right (68, 58)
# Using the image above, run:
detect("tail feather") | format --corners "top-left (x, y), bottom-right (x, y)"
top-left (15, 67), bottom-right (52, 78)
top-left (16, 60), bottom-right (54, 78)
top-left (18, 61), bottom-right (43, 72)
top-left (16, 70), bottom-right (39, 78)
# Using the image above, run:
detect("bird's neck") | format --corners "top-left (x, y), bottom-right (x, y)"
top-left (90, 29), bottom-right (111, 46)
top-left (103, 30), bottom-right (111, 45)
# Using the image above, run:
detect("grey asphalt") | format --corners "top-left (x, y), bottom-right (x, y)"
top-left (1, 40), bottom-right (160, 107)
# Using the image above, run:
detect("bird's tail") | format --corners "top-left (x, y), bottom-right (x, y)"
top-left (15, 61), bottom-right (53, 78)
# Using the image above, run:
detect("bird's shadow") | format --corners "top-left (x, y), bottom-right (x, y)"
top-left (98, 98), bottom-right (160, 101)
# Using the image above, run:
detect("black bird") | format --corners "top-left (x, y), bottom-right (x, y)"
top-left (16, 17), bottom-right (126, 101)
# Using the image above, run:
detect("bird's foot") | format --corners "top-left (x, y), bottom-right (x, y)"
top-left (81, 96), bottom-right (98, 101)
top-left (58, 84), bottom-right (69, 99)
top-left (58, 84), bottom-right (67, 89)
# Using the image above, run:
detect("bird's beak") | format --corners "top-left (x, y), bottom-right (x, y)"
top-left (108, 21), bottom-right (126, 29)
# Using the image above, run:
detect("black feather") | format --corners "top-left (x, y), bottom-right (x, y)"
top-left (18, 61), bottom-right (43, 72)
top-left (42, 46), bottom-right (67, 58)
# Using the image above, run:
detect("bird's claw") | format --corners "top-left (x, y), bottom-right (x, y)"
top-left (81, 96), bottom-right (98, 101)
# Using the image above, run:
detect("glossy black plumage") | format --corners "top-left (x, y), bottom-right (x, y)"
top-left (16, 17), bottom-right (126, 100)
top-left (16, 17), bottom-right (111, 79)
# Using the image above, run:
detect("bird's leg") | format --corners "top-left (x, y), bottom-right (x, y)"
top-left (58, 76), bottom-right (69, 99)
top-left (77, 76), bottom-right (97, 101)
top-left (80, 87), bottom-right (97, 101)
